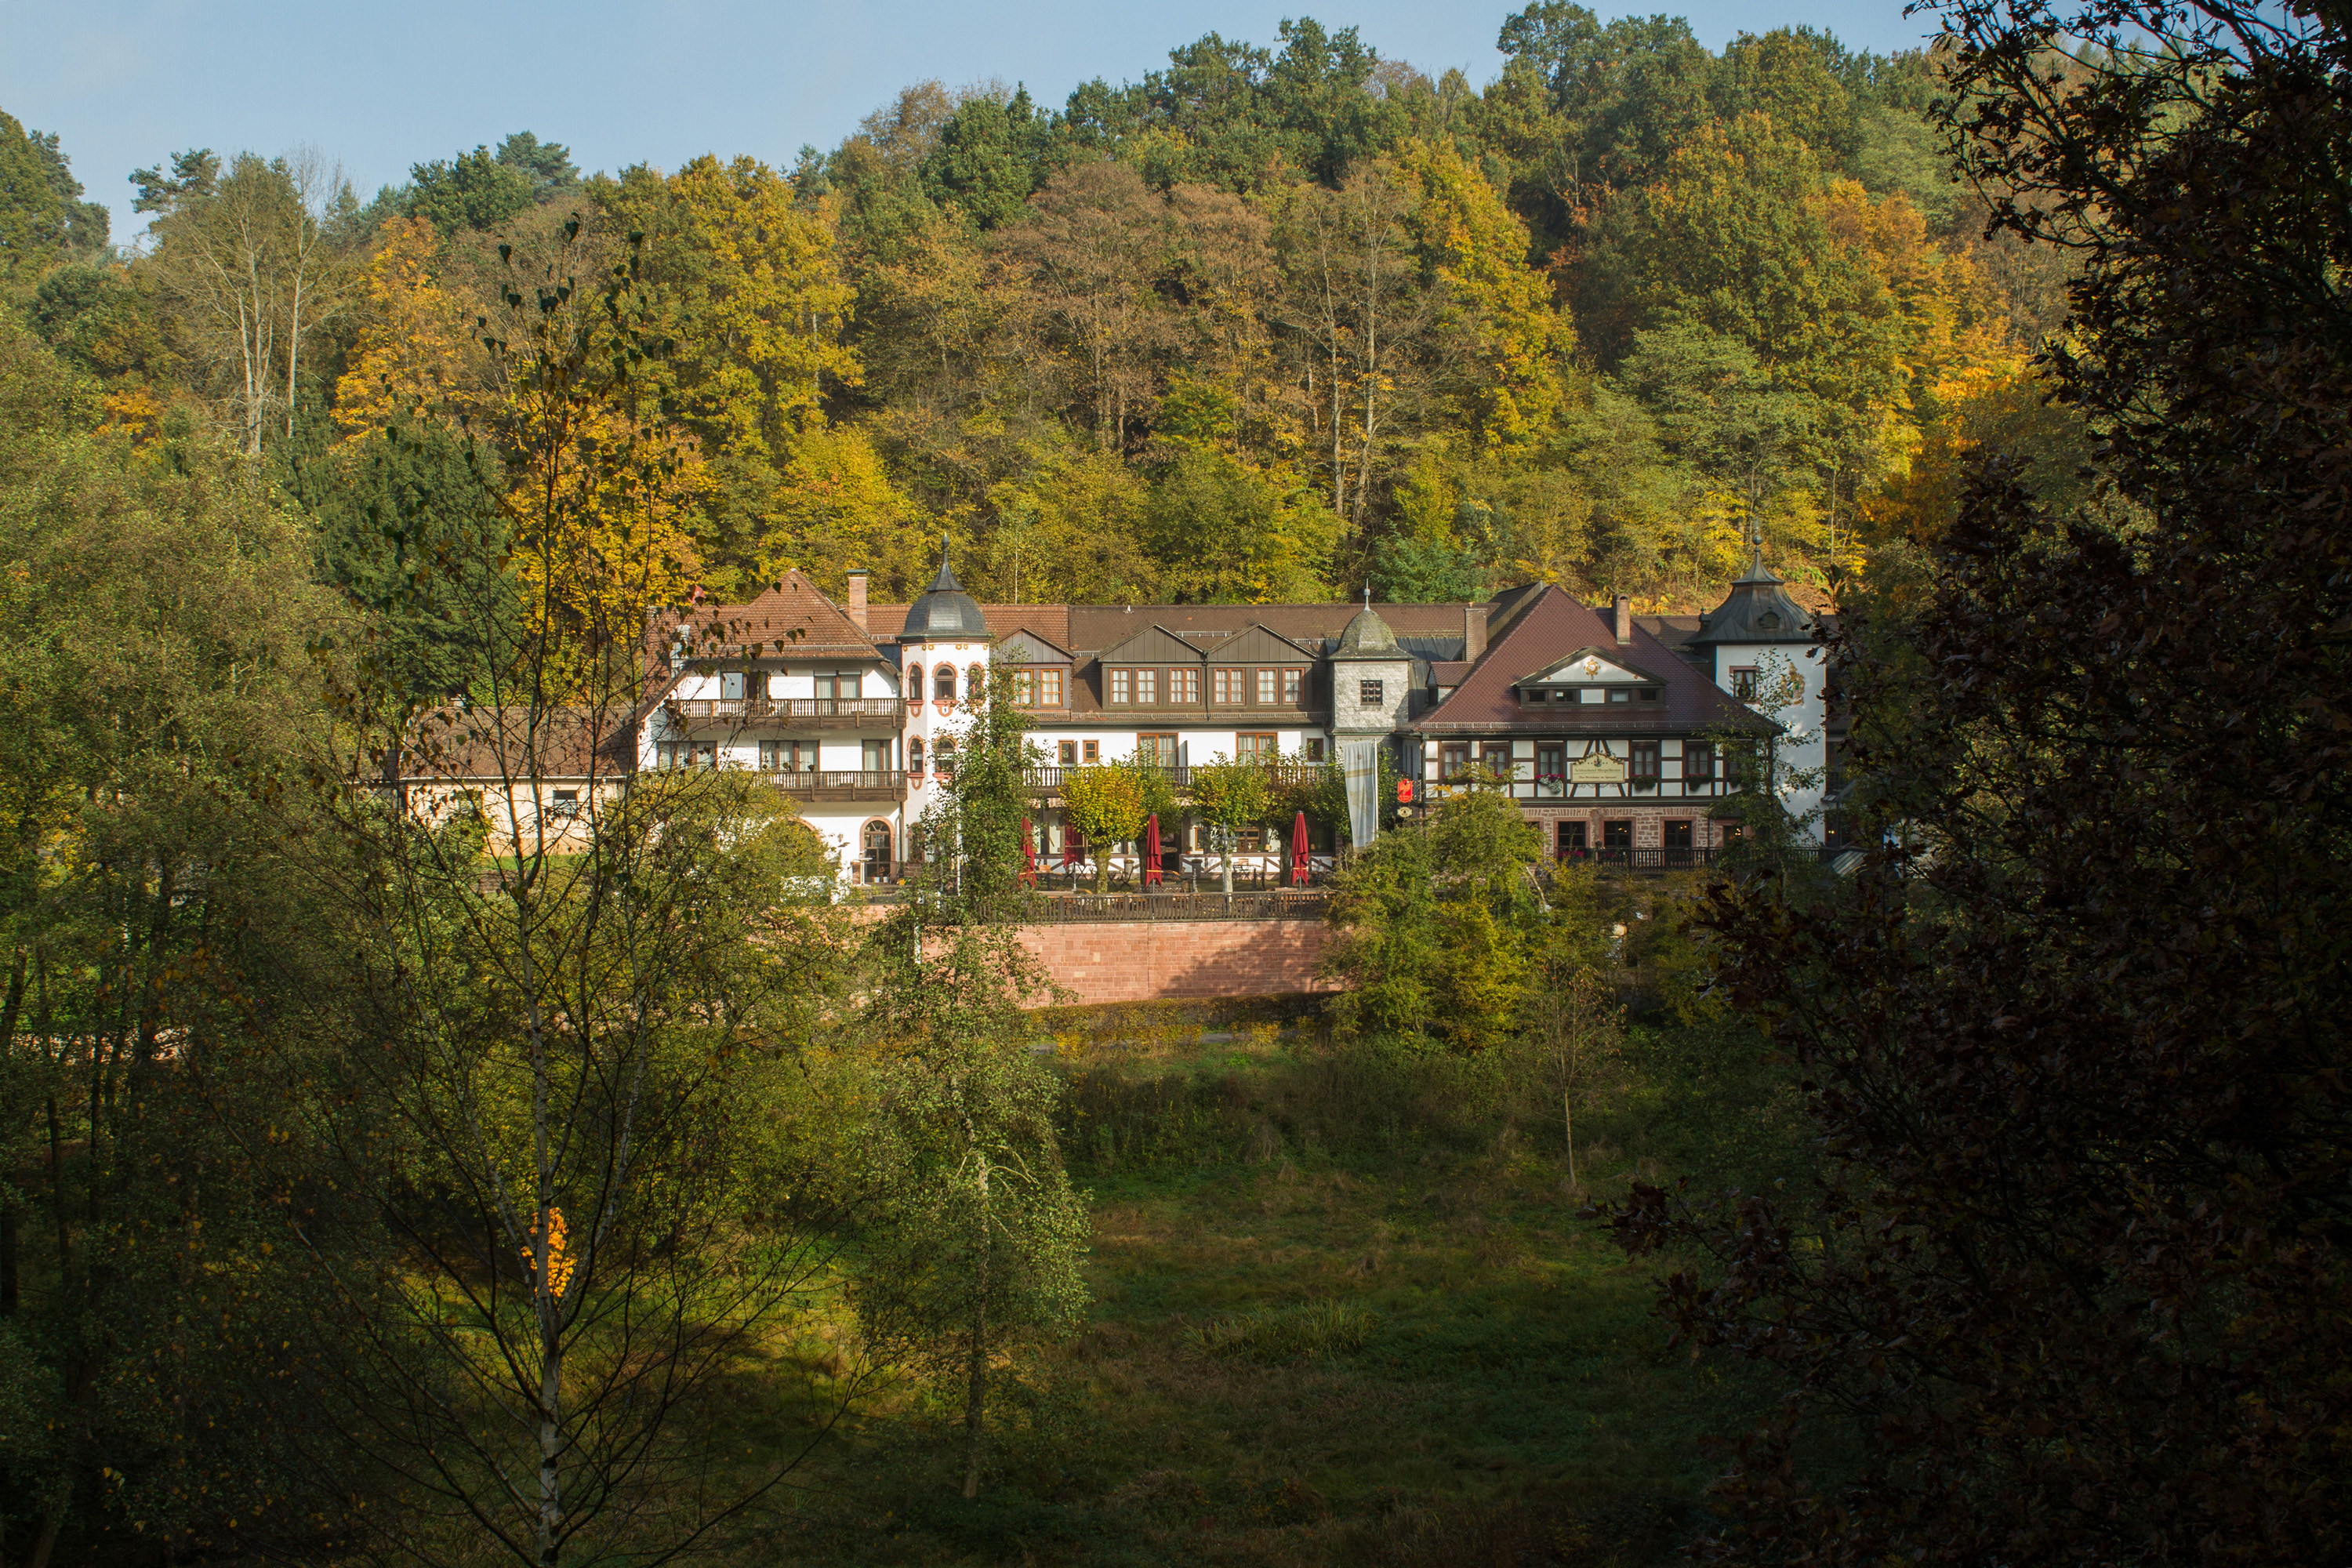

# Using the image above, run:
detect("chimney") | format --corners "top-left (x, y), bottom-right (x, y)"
top-left (845, 568), bottom-right (869, 630)
top-left (1613, 593), bottom-right (1632, 647)
top-left (1465, 603), bottom-right (1486, 663)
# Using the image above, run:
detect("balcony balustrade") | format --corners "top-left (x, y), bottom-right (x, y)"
top-left (667, 696), bottom-right (902, 726)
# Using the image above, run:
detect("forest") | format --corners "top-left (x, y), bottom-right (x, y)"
top-left (2, 0), bottom-right (2348, 1563)
top-left (2, 2), bottom-right (2074, 619)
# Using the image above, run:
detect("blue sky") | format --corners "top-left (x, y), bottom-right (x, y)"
top-left (2, 0), bottom-right (1940, 247)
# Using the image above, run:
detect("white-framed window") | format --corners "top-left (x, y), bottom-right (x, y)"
top-left (1109, 669), bottom-right (1131, 705)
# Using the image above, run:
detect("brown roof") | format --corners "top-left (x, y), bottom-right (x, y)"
top-left (400, 705), bottom-right (632, 780)
top-left (1064, 601), bottom-right (1479, 655)
top-left (1414, 586), bottom-right (1770, 737)
top-left (662, 571), bottom-right (889, 661)
top-left (866, 604), bottom-right (1072, 652)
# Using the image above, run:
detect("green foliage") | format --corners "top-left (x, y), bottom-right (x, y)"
top-left (1320, 789), bottom-right (1544, 1051)
top-left (404, 132), bottom-right (579, 234)
top-left (0, 110), bottom-right (107, 274)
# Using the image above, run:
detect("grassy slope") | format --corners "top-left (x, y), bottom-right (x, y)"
top-left (771, 1022), bottom-right (1802, 1566)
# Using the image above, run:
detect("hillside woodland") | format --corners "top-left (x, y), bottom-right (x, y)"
top-left (3, 4), bottom-right (2078, 623)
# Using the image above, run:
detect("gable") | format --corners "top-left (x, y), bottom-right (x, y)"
top-left (1525, 648), bottom-right (1657, 685)
top-left (1094, 624), bottom-right (1209, 666)
top-left (998, 630), bottom-right (1074, 665)
top-left (1204, 624), bottom-right (1319, 664)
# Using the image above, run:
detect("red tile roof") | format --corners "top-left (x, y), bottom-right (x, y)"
top-left (659, 571), bottom-right (889, 661)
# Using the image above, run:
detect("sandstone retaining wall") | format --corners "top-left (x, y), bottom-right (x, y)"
top-left (1014, 920), bottom-right (1336, 1006)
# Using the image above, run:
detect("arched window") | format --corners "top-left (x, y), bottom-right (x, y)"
top-left (908, 735), bottom-right (924, 773)
top-left (905, 662), bottom-right (920, 694)
top-left (861, 820), bottom-right (893, 884)
top-left (968, 663), bottom-right (986, 699)
top-left (936, 735), bottom-right (956, 775)
top-left (934, 664), bottom-right (957, 700)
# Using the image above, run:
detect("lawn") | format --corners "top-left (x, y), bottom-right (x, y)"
top-left (765, 1018), bottom-right (1801, 1566)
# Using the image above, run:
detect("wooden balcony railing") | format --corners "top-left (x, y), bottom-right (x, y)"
top-left (668, 697), bottom-right (902, 723)
top-left (1019, 760), bottom-right (1330, 791)
top-left (764, 768), bottom-right (907, 797)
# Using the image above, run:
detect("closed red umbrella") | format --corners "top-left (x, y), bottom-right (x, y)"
top-left (1143, 813), bottom-right (1163, 888)
top-left (1060, 822), bottom-right (1083, 872)
top-left (1020, 816), bottom-right (1038, 889)
top-left (1290, 810), bottom-right (1311, 887)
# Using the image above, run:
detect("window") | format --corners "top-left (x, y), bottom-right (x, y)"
top-left (1283, 668), bottom-right (1303, 704)
top-left (760, 740), bottom-right (815, 772)
top-left (690, 742), bottom-right (715, 770)
top-left (969, 664), bottom-right (985, 698)
top-left (905, 662), bottom-right (920, 693)
top-left (1237, 732), bottom-right (1277, 762)
top-left (1303, 739), bottom-right (1325, 762)
top-left (720, 670), bottom-right (746, 701)
top-left (1109, 669), bottom-right (1131, 705)
top-left (1135, 668), bottom-right (1159, 706)
top-left (1537, 742), bottom-right (1564, 780)
top-left (1169, 667), bottom-right (1198, 704)
top-left (908, 736), bottom-right (925, 772)
top-left (1058, 740), bottom-right (1077, 767)
top-left (1682, 742), bottom-right (1715, 783)
top-left (1138, 732), bottom-right (1178, 767)
top-left (935, 735), bottom-right (956, 775)
top-left (1522, 688), bottom-right (1546, 704)
top-left (1214, 668), bottom-right (1242, 704)
top-left (1440, 742), bottom-right (1471, 779)
top-left (1257, 669), bottom-right (1277, 705)
top-left (862, 739), bottom-right (888, 772)
top-left (1359, 679), bottom-right (1385, 706)
top-left (1039, 669), bottom-right (1065, 706)
top-left (1607, 687), bottom-right (1632, 703)
top-left (1630, 742), bottom-right (1661, 782)
top-left (550, 789), bottom-right (579, 818)
top-left (1082, 741), bottom-right (1099, 764)
top-left (1012, 670), bottom-right (1035, 705)
top-left (1664, 819), bottom-right (1693, 851)
top-left (1557, 821), bottom-right (1587, 856)
top-left (1237, 827), bottom-right (1266, 854)
top-left (815, 672), bottom-right (848, 701)
top-left (1603, 819), bottom-right (1633, 850)
top-left (934, 665), bottom-right (957, 700)
top-left (1732, 666), bottom-right (1759, 701)
top-left (1638, 688), bottom-right (1660, 701)
top-left (862, 821), bottom-right (894, 883)
top-left (1482, 742), bottom-right (1514, 777)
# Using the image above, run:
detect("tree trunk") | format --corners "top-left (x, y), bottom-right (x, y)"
top-left (962, 1149), bottom-right (991, 1501)
top-left (539, 1317), bottom-right (563, 1564)
top-left (1564, 1085), bottom-right (1577, 1191)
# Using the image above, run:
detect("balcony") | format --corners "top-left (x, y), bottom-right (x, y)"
top-left (667, 697), bottom-right (902, 728)
top-left (764, 768), bottom-right (907, 801)
top-left (1433, 771), bottom-right (1733, 802)
top-left (1018, 760), bottom-right (1330, 793)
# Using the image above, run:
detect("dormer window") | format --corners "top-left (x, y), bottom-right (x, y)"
top-left (1756, 611), bottom-right (1783, 632)
top-left (1607, 688), bottom-right (1632, 703)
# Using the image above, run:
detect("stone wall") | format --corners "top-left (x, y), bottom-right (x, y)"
top-left (1016, 920), bottom-right (1337, 1005)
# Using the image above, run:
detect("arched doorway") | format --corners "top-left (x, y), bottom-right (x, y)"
top-left (861, 820), bottom-right (894, 884)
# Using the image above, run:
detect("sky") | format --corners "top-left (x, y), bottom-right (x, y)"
top-left (2, 0), bottom-right (1940, 248)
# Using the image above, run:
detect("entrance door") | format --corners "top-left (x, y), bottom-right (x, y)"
top-left (1602, 819), bottom-right (1632, 862)
top-left (1664, 818), bottom-right (1694, 865)
top-left (862, 821), bottom-right (893, 883)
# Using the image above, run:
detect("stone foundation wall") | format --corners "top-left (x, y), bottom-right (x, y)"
top-left (1016, 920), bottom-right (1337, 1006)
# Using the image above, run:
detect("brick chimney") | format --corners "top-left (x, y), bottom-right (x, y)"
top-left (1464, 602), bottom-right (1486, 663)
top-left (845, 568), bottom-right (869, 630)
top-left (1613, 593), bottom-right (1632, 646)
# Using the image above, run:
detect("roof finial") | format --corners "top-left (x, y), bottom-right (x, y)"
top-left (1363, 585), bottom-right (1371, 608)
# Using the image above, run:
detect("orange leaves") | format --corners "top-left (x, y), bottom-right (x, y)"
top-left (333, 217), bottom-right (477, 437)
top-left (519, 1205), bottom-right (577, 1299)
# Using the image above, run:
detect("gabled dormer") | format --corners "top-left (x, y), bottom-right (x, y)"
top-left (1513, 646), bottom-right (1669, 710)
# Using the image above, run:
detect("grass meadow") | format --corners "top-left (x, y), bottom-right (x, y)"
top-left (749, 1006), bottom-right (1813, 1567)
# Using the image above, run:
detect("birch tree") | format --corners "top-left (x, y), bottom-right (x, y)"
top-left (288, 227), bottom-right (859, 1566)
top-left (143, 148), bottom-right (350, 453)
